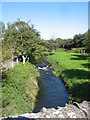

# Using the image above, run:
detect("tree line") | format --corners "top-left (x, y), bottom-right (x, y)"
top-left (0, 20), bottom-right (89, 64)
top-left (45, 31), bottom-right (89, 52)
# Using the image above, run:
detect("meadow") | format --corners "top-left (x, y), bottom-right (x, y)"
top-left (48, 50), bottom-right (90, 103)
top-left (2, 62), bottom-right (40, 117)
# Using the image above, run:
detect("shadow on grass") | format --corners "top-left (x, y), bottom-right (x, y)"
top-left (71, 54), bottom-right (88, 60)
top-left (72, 82), bottom-right (90, 102)
top-left (49, 52), bottom-right (55, 56)
top-left (82, 63), bottom-right (90, 68)
top-left (62, 69), bottom-right (90, 79)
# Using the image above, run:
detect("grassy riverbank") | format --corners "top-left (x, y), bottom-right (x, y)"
top-left (48, 51), bottom-right (90, 103)
top-left (2, 62), bottom-right (40, 117)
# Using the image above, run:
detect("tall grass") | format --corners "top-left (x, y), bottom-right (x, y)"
top-left (2, 62), bottom-right (40, 117)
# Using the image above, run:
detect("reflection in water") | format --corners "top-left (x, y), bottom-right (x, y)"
top-left (33, 64), bottom-right (69, 113)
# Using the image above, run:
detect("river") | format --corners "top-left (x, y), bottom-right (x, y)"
top-left (33, 63), bottom-right (69, 113)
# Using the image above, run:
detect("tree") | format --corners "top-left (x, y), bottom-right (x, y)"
top-left (72, 34), bottom-right (87, 48)
top-left (0, 21), bottom-right (5, 40)
top-left (3, 20), bottom-right (46, 64)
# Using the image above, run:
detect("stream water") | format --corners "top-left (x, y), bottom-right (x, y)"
top-left (33, 64), bottom-right (69, 113)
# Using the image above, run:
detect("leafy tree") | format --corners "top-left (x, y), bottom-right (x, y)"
top-left (0, 21), bottom-right (5, 40)
top-left (3, 20), bottom-right (46, 63)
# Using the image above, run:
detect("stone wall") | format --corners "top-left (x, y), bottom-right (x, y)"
top-left (1, 101), bottom-right (90, 120)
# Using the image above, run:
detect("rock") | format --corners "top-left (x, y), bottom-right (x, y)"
top-left (40, 107), bottom-right (47, 112)
top-left (1, 101), bottom-right (90, 119)
top-left (67, 112), bottom-right (76, 118)
top-left (57, 114), bottom-right (64, 118)
top-left (45, 115), bottom-right (50, 118)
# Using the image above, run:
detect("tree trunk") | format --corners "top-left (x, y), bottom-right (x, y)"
top-left (27, 55), bottom-right (29, 62)
top-left (16, 58), bottom-right (19, 64)
top-left (22, 55), bottom-right (26, 64)
top-left (28, 57), bottom-right (29, 62)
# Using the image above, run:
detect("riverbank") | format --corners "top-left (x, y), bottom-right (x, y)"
top-left (2, 62), bottom-right (40, 117)
top-left (48, 51), bottom-right (90, 103)
top-left (33, 64), bottom-right (69, 112)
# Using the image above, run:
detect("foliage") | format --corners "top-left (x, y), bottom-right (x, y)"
top-left (48, 51), bottom-right (90, 103)
top-left (2, 62), bottom-right (40, 117)
top-left (44, 31), bottom-right (88, 52)
top-left (1, 19), bottom-right (89, 62)
top-left (47, 38), bottom-right (67, 51)
top-left (71, 33), bottom-right (88, 48)
top-left (2, 46), bottom-right (12, 61)
top-left (0, 21), bottom-right (5, 40)
top-left (87, 29), bottom-right (90, 52)
top-left (2, 20), bottom-right (47, 62)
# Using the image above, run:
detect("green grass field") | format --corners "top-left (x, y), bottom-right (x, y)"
top-left (48, 51), bottom-right (90, 103)
top-left (2, 62), bottom-right (40, 117)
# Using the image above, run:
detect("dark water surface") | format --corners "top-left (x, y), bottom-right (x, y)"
top-left (33, 64), bottom-right (69, 113)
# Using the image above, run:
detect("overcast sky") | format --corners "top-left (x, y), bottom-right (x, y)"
top-left (2, 2), bottom-right (88, 39)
